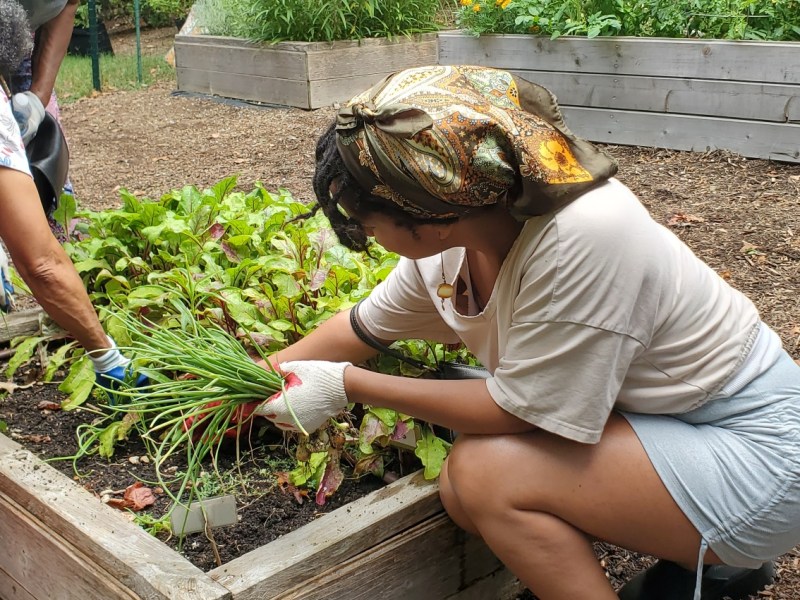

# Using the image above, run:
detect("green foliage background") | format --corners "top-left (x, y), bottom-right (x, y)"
top-left (456, 0), bottom-right (800, 40)
top-left (194, 0), bottom-right (446, 42)
top-left (26, 180), bottom-right (465, 504)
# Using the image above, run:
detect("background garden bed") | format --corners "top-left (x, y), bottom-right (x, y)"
top-left (438, 31), bottom-right (800, 163)
top-left (174, 33), bottom-right (438, 109)
top-left (2, 25), bottom-right (799, 599)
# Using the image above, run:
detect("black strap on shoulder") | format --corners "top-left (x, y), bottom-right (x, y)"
top-left (349, 300), bottom-right (431, 371)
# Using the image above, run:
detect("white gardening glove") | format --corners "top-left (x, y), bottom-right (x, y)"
top-left (0, 245), bottom-right (15, 312)
top-left (255, 360), bottom-right (351, 434)
top-left (11, 91), bottom-right (46, 145)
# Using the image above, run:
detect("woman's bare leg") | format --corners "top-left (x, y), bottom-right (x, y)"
top-left (438, 413), bottom-right (719, 600)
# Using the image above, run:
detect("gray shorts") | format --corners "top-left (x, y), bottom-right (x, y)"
top-left (622, 351), bottom-right (800, 568)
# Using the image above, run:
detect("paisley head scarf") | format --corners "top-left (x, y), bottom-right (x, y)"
top-left (335, 65), bottom-right (617, 220)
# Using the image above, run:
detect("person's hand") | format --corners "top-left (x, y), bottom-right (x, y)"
top-left (11, 91), bottom-right (46, 145)
top-left (0, 246), bottom-right (15, 313)
top-left (88, 336), bottom-right (148, 403)
top-left (183, 399), bottom-right (262, 442)
top-left (254, 360), bottom-right (351, 434)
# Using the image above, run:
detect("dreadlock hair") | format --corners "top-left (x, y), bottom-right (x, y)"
top-left (0, 0), bottom-right (32, 81)
top-left (311, 121), bottom-right (458, 252)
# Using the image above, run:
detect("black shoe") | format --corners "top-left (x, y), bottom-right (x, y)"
top-left (617, 559), bottom-right (774, 600)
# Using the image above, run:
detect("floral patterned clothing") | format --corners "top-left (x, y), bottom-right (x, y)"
top-left (0, 87), bottom-right (32, 177)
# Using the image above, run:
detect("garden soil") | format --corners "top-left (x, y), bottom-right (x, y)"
top-left (3, 25), bottom-right (800, 599)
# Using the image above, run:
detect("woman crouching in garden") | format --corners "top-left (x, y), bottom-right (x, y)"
top-left (254, 65), bottom-right (800, 600)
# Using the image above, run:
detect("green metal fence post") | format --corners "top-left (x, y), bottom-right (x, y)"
top-left (134, 0), bottom-right (143, 85)
top-left (88, 0), bottom-right (101, 91)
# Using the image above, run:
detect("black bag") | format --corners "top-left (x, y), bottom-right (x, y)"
top-left (349, 302), bottom-right (490, 380)
top-left (25, 112), bottom-right (69, 216)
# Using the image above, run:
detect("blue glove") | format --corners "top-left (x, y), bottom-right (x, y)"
top-left (11, 91), bottom-right (46, 145)
top-left (0, 246), bottom-right (15, 313)
top-left (88, 336), bottom-right (147, 403)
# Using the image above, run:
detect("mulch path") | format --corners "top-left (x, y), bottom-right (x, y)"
top-left (3, 25), bottom-right (800, 599)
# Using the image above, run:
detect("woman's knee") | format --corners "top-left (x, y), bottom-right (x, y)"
top-left (445, 433), bottom-right (544, 513)
top-left (439, 456), bottom-right (480, 534)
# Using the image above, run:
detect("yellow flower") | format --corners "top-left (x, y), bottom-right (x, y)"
top-left (500, 0), bottom-right (511, 7)
top-left (538, 138), bottom-right (592, 182)
top-left (460, 0), bottom-right (472, 5)
top-left (473, 3), bottom-right (481, 11)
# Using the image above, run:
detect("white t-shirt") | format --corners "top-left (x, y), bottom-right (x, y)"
top-left (358, 178), bottom-right (776, 443)
top-left (1, 89), bottom-right (32, 176)
top-left (18, 0), bottom-right (68, 30)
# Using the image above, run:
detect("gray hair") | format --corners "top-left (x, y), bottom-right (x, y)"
top-left (0, 0), bottom-right (32, 79)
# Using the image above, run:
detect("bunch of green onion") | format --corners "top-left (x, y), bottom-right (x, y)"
top-left (99, 307), bottom-right (302, 511)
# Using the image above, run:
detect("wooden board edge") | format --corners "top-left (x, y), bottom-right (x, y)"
top-left (264, 513), bottom-right (521, 600)
top-left (0, 492), bottom-right (141, 600)
top-left (210, 470), bottom-right (442, 594)
top-left (0, 434), bottom-right (231, 600)
top-left (0, 307), bottom-right (62, 345)
top-left (560, 106), bottom-right (800, 163)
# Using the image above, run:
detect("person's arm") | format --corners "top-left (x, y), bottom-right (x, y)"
top-left (346, 366), bottom-right (535, 435)
top-left (259, 309), bottom-right (534, 434)
top-left (0, 166), bottom-right (108, 353)
top-left (28, 0), bottom-right (79, 106)
top-left (267, 309), bottom-right (382, 367)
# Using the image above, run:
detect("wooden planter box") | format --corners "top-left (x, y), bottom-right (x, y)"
top-left (0, 433), bottom-right (522, 599)
top-left (438, 31), bottom-right (800, 163)
top-left (175, 33), bottom-right (438, 110)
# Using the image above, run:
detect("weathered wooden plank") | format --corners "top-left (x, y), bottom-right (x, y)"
top-left (507, 70), bottom-right (800, 123)
top-left (210, 470), bottom-right (443, 598)
top-left (176, 67), bottom-right (310, 108)
top-left (561, 107), bottom-right (800, 163)
top-left (0, 493), bottom-right (140, 600)
top-left (438, 31), bottom-right (800, 84)
top-left (301, 32), bottom-right (437, 53)
top-left (0, 307), bottom-right (61, 345)
top-left (0, 434), bottom-right (231, 600)
top-left (176, 33), bottom-right (436, 54)
top-left (268, 513), bottom-right (521, 600)
top-left (0, 565), bottom-right (36, 600)
top-left (309, 73), bottom-right (397, 108)
top-left (305, 38), bottom-right (438, 80)
top-left (174, 39), bottom-right (307, 81)
top-left (176, 34), bottom-right (438, 109)
top-left (445, 569), bottom-right (523, 600)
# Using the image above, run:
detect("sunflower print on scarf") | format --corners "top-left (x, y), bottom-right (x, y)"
top-left (335, 65), bottom-right (617, 220)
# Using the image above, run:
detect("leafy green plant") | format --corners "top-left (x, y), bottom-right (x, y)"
top-left (142, 0), bottom-right (194, 26)
top-left (456, 0), bottom-right (800, 40)
top-left (72, 0), bottom-right (189, 28)
top-left (195, 0), bottom-right (444, 42)
top-left (457, 0), bottom-right (622, 37)
top-left (48, 180), bottom-right (464, 519)
top-left (74, 4), bottom-right (90, 28)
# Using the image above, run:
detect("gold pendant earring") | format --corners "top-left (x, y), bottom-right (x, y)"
top-left (436, 253), bottom-right (454, 309)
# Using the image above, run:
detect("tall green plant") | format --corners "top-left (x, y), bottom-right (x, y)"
top-left (456, 0), bottom-right (800, 39)
top-left (195, 0), bottom-right (443, 42)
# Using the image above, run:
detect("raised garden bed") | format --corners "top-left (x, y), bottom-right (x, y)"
top-left (438, 31), bottom-right (800, 163)
top-left (174, 33), bottom-right (438, 109)
top-left (0, 429), bottom-right (521, 599)
top-left (0, 314), bottom-right (522, 600)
